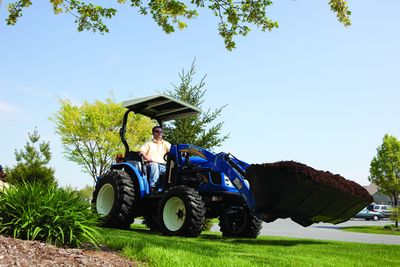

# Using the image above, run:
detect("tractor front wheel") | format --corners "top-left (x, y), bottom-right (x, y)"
top-left (158, 185), bottom-right (205, 237)
top-left (219, 205), bottom-right (262, 238)
top-left (92, 170), bottom-right (136, 229)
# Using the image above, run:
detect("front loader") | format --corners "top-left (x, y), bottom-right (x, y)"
top-left (92, 94), bottom-right (372, 237)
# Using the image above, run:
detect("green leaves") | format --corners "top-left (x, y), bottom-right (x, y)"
top-left (369, 134), bottom-right (400, 224)
top-left (164, 60), bottom-right (229, 149)
top-left (133, 0), bottom-right (197, 34)
top-left (209, 0), bottom-right (278, 50)
top-left (0, 183), bottom-right (100, 247)
top-left (51, 98), bottom-right (153, 182)
top-left (6, 0), bottom-right (33, 26)
top-left (7, 128), bottom-right (56, 186)
top-left (7, 1), bottom-right (116, 33)
top-left (5, 1), bottom-right (352, 50)
top-left (329, 0), bottom-right (352, 27)
top-left (370, 134), bottom-right (400, 183)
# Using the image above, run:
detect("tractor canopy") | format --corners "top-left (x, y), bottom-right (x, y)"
top-left (120, 94), bottom-right (201, 157)
top-left (122, 94), bottom-right (201, 122)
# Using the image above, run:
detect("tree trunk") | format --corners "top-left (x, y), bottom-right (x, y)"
top-left (394, 196), bottom-right (399, 228)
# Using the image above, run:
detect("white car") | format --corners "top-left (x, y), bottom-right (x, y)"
top-left (367, 204), bottom-right (392, 218)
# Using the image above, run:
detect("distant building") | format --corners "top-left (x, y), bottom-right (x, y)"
top-left (364, 183), bottom-right (392, 205)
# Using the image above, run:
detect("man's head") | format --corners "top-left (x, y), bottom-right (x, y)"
top-left (152, 126), bottom-right (163, 140)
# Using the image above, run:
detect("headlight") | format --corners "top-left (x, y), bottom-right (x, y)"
top-left (224, 174), bottom-right (250, 189)
top-left (243, 179), bottom-right (250, 189)
top-left (224, 174), bottom-right (235, 188)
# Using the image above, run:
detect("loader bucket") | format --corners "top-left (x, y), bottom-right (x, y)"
top-left (246, 161), bottom-right (373, 227)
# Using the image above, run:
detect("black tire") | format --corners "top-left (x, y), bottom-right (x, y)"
top-left (92, 170), bottom-right (136, 229)
top-left (158, 185), bottom-right (205, 237)
top-left (219, 205), bottom-right (262, 238)
top-left (372, 215), bottom-right (378, 221)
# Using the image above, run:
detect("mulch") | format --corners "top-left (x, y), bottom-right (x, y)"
top-left (0, 235), bottom-right (137, 267)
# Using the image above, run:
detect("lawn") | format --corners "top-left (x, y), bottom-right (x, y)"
top-left (341, 225), bottom-right (400, 236)
top-left (99, 224), bottom-right (400, 267)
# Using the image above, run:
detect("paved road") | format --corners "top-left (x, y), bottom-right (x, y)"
top-left (212, 218), bottom-right (400, 245)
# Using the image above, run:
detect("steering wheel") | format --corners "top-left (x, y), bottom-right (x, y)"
top-left (163, 152), bottom-right (170, 162)
top-left (184, 153), bottom-right (191, 166)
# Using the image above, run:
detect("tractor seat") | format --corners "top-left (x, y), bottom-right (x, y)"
top-left (125, 151), bottom-right (145, 175)
top-left (125, 151), bottom-right (142, 161)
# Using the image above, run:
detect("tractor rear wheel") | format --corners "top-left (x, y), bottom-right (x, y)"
top-left (159, 185), bottom-right (205, 237)
top-left (92, 170), bottom-right (136, 229)
top-left (219, 205), bottom-right (262, 238)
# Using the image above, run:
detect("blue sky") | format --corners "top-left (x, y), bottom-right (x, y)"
top-left (1, 1), bottom-right (399, 189)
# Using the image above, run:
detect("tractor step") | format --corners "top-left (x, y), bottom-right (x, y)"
top-left (246, 161), bottom-right (373, 226)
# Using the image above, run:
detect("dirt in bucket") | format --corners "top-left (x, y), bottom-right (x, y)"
top-left (246, 161), bottom-right (373, 224)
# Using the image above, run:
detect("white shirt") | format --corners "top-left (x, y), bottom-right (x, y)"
top-left (140, 138), bottom-right (171, 164)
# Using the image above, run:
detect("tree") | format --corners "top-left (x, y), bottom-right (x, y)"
top-left (78, 184), bottom-right (94, 201)
top-left (63, 184), bottom-right (94, 201)
top-left (6, 128), bottom-right (57, 186)
top-left (4, 0), bottom-right (352, 50)
top-left (51, 98), bottom-right (153, 182)
top-left (163, 60), bottom-right (228, 149)
top-left (369, 134), bottom-right (400, 228)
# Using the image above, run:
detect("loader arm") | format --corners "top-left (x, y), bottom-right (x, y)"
top-left (211, 152), bottom-right (257, 213)
top-left (170, 145), bottom-right (260, 215)
top-left (170, 144), bottom-right (373, 227)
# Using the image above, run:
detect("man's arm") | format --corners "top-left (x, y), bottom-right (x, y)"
top-left (140, 152), bottom-right (152, 162)
top-left (139, 143), bottom-right (152, 162)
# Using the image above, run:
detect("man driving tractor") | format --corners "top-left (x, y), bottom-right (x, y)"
top-left (139, 125), bottom-right (171, 192)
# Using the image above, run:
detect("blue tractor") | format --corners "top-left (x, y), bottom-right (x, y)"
top-left (92, 94), bottom-right (372, 237)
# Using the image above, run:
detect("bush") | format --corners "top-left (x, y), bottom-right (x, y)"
top-left (202, 218), bottom-right (215, 231)
top-left (383, 224), bottom-right (400, 231)
top-left (0, 182), bottom-right (99, 247)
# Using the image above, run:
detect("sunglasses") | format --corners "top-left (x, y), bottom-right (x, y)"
top-left (153, 130), bottom-right (163, 133)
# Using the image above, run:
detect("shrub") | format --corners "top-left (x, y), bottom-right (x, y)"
top-left (202, 218), bottom-right (215, 231)
top-left (0, 182), bottom-right (99, 247)
top-left (384, 224), bottom-right (400, 231)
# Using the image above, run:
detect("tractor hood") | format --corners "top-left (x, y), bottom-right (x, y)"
top-left (122, 94), bottom-right (201, 122)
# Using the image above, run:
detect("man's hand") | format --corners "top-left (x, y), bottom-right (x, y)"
top-left (139, 152), bottom-right (152, 163)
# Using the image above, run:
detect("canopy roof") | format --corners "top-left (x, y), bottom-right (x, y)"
top-left (122, 94), bottom-right (201, 122)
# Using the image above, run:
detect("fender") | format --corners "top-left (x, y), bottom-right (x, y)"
top-left (110, 162), bottom-right (149, 198)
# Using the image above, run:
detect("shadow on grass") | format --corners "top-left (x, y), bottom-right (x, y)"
top-left (199, 233), bottom-right (329, 246)
top-left (112, 226), bottom-right (329, 247)
top-left (98, 226), bottom-right (334, 264)
top-left (313, 225), bottom-right (341, 229)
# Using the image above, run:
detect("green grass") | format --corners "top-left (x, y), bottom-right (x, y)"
top-left (99, 224), bottom-right (400, 267)
top-left (341, 226), bottom-right (400, 236)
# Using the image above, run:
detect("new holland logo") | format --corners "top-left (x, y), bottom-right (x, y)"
top-left (179, 146), bottom-right (206, 159)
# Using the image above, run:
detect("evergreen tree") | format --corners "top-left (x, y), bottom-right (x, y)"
top-left (163, 61), bottom-right (229, 150)
top-left (7, 128), bottom-right (57, 186)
